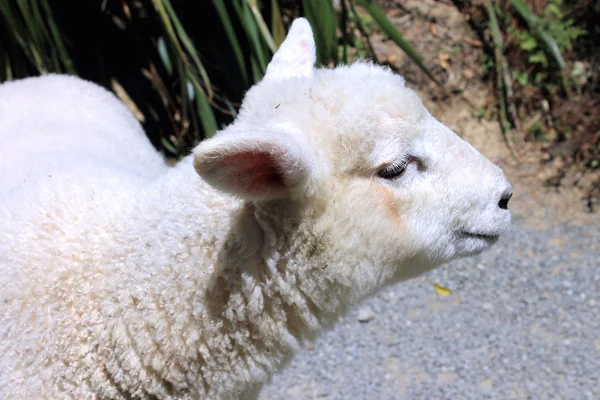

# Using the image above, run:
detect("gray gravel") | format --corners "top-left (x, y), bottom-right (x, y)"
top-left (260, 215), bottom-right (599, 399)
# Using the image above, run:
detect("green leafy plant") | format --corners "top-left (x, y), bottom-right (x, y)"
top-left (544, 0), bottom-right (587, 51)
top-left (511, 0), bottom-right (586, 71)
top-left (512, 69), bottom-right (529, 86)
top-left (509, 0), bottom-right (586, 72)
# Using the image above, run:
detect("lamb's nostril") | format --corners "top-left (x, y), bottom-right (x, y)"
top-left (498, 191), bottom-right (512, 210)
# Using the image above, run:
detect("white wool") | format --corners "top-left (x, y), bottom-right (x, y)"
top-left (0, 74), bottom-right (166, 194)
top-left (0, 18), bottom-right (511, 399)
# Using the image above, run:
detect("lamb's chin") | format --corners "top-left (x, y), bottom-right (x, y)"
top-left (453, 233), bottom-right (500, 256)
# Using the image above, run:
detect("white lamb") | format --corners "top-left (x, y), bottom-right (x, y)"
top-left (0, 19), bottom-right (512, 399)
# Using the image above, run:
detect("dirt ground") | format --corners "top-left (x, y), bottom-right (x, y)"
top-left (370, 0), bottom-right (598, 228)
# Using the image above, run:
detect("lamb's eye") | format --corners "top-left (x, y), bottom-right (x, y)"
top-left (378, 161), bottom-right (408, 180)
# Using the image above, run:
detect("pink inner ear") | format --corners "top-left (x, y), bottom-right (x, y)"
top-left (222, 152), bottom-right (286, 195)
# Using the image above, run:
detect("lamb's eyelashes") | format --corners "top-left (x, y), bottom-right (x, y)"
top-left (376, 157), bottom-right (421, 181)
top-left (377, 161), bottom-right (408, 179)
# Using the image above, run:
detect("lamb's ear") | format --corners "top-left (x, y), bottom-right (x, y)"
top-left (264, 18), bottom-right (316, 80)
top-left (193, 129), bottom-right (317, 201)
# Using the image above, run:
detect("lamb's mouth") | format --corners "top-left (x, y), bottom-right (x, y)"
top-left (459, 231), bottom-right (501, 241)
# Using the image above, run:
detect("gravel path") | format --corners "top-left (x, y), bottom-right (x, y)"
top-left (260, 216), bottom-right (599, 399)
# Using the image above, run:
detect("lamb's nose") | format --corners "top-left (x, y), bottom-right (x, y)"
top-left (498, 190), bottom-right (513, 210)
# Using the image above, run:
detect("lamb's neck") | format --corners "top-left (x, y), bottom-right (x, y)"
top-left (247, 202), bottom-right (354, 339)
top-left (119, 160), bottom-right (353, 396)
top-left (142, 157), bottom-right (350, 339)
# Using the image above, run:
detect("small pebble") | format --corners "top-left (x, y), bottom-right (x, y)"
top-left (357, 307), bottom-right (375, 323)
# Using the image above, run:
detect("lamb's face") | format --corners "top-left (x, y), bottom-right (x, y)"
top-left (307, 76), bottom-right (513, 282)
top-left (194, 19), bottom-right (512, 291)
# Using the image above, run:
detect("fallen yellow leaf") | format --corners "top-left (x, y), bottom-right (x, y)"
top-left (433, 283), bottom-right (452, 296)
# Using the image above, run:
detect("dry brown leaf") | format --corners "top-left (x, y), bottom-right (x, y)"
top-left (463, 69), bottom-right (475, 79)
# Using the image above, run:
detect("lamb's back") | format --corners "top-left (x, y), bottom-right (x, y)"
top-left (0, 74), bottom-right (167, 195)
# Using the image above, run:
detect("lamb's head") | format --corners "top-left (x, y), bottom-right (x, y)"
top-left (194, 19), bottom-right (512, 296)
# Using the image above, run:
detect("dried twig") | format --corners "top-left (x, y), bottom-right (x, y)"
top-left (484, 0), bottom-right (522, 152)
top-left (347, 0), bottom-right (378, 61)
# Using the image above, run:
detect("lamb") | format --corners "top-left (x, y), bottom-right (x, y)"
top-left (0, 18), bottom-right (512, 400)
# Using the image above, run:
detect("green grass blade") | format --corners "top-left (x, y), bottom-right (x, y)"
top-left (302, 0), bottom-right (337, 65)
top-left (10, 0), bottom-right (45, 72)
top-left (161, 0), bottom-right (213, 98)
top-left (160, 136), bottom-right (180, 155)
top-left (235, 0), bottom-right (268, 74)
top-left (194, 81), bottom-right (218, 138)
top-left (15, 1), bottom-right (39, 43)
top-left (5, 60), bottom-right (13, 81)
top-left (270, 0), bottom-right (285, 48)
top-left (157, 36), bottom-right (173, 76)
top-left (358, 0), bottom-right (439, 85)
top-left (244, 0), bottom-right (277, 53)
top-left (249, 55), bottom-right (262, 83)
top-left (17, 1), bottom-right (46, 64)
top-left (0, 35), bottom-right (13, 81)
top-left (340, 0), bottom-right (349, 64)
top-left (0, 4), bottom-right (28, 60)
top-left (153, 0), bottom-right (187, 62)
top-left (39, 0), bottom-right (75, 74)
top-left (0, 0), bottom-right (72, 75)
top-left (176, 57), bottom-right (189, 149)
top-left (29, 0), bottom-right (51, 46)
top-left (153, 0), bottom-right (197, 129)
top-left (212, 0), bottom-right (248, 85)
